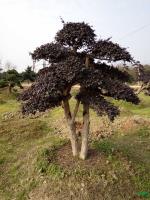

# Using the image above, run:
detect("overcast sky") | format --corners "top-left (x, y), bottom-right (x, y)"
top-left (0, 0), bottom-right (150, 71)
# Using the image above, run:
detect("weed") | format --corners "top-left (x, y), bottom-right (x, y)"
top-left (92, 140), bottom-right (116, 155)
top-left (47, 164), bottom-right (65, 179)
top-left (132, 164), bottom-right (150, 194)
top-left (36, 141), bottom-right (66, 178)
top-left (137, 126), bottom-right (150, 138)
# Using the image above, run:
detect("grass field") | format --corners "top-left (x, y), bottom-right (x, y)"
top-left (0, 88), bottom-right (150, 200)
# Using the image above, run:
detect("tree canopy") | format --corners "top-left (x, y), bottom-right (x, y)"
top-left (21, 22), bottom-right (139, 117)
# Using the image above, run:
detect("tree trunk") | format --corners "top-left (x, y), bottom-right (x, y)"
top-left (136, 82), bottom-right (150, 95)
top-left (79, 55), bottom-right (90, 160)
top-left (63, 99), bottom-right (79, 157)
top-left (8, 84), bottom-right (12, 93)
top-left (80, 103), bottom-right (90, 160)
top-left (68, 121), bottom-right (78, 156)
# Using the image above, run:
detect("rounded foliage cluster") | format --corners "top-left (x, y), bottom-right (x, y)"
top-left (55, 22), bottom-right (96, 50)
top-left (31, 43), bottom-right (68, 63)
top-left (91, 39), bottom-right (133, 62)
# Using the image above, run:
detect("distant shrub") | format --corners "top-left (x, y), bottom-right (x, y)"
top-left (0, 79), bottom-right (7, 88)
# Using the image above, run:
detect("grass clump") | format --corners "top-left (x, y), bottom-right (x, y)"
top-left (37, 141), bottom-right (66, 179)
top-left (92, 140), bottom-right (116, 155)
top-left (132, 164), bottom-right (150, 198)
top-left (47, 164), bottom-right (65, 179)
top-left (137, 126), bottom-right (150, 138)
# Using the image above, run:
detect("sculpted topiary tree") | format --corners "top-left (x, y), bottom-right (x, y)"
top-left (20, 22), bottom-right (139, 160)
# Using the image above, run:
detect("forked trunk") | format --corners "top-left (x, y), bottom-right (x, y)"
top-left (63, 99), bottom-right (79, 156)
top-left (80, 103), bottom-right (90, 160)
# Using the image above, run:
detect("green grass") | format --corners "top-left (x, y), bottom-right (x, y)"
top-left (0, 88), bottom-right (20, 117)
top-left (36, 141), bottom-right (66, 178)
top-left (113, 93), bottom-right (150, 117)
top-left (93, 125), bottom-right (150, 196)
top-left (0, 87), bottom-right (150, 199)
top-left (92, 140), bottom-right (116, 155)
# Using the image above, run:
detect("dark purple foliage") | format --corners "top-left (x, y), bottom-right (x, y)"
top-left (76, 89), bottom-right (120, 121)
top-left (55, 22), bottom-right (96, 50)
top-left (90, 39), bottom-right (133, 62)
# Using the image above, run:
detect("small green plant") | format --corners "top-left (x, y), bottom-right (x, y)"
top-left (37, 144), bottom-right (66, 179)
top-left (137, 126), bottom-right (150, 138)
top-left (47, 163), bottom-right (65, 179)
top-left (92, 140), bottom-right (116, 155)
top-left (136, 191), bottom-right (150, 198)
top-left (132, 164), bottom-right (150, 194)
top-left (37, 148), bottom-right (55, 173)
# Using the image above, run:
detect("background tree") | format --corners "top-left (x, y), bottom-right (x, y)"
top-left (117, 65), bottom-right (137, 84)
top-left (3, 69), bottom-right (23, 93)
top-left (21, 66), bottom-right (36, 83)
top-left (4, 61), bottom-right (15, 71)
top-left (0, 59), bottom-right (3, 72)
top-left (0, 66), bottom-right (7, 88)
top-left (0, 66), bottom-right (3, 79)
top-left (135, 64), bottom-right (150, 95)
top-left (20, 22), bottom-right (139, 160)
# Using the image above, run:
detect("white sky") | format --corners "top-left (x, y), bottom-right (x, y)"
top-left (0, 0), bottom-right (150, 71)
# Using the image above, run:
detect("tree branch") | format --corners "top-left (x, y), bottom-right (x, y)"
top-left (72, 100), bottom-right (80, 122)
top-left (85, 56), bottom-right (89, 68)
top-left (62, 98), bottom-right (72, 122)
top-left (136, 83), bottom-right (149, 94)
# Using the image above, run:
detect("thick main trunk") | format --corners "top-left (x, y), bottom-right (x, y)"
top-left (63, 99), bottom-right (79, 157)
top-left (80, 103), bottom-right (90, 160)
